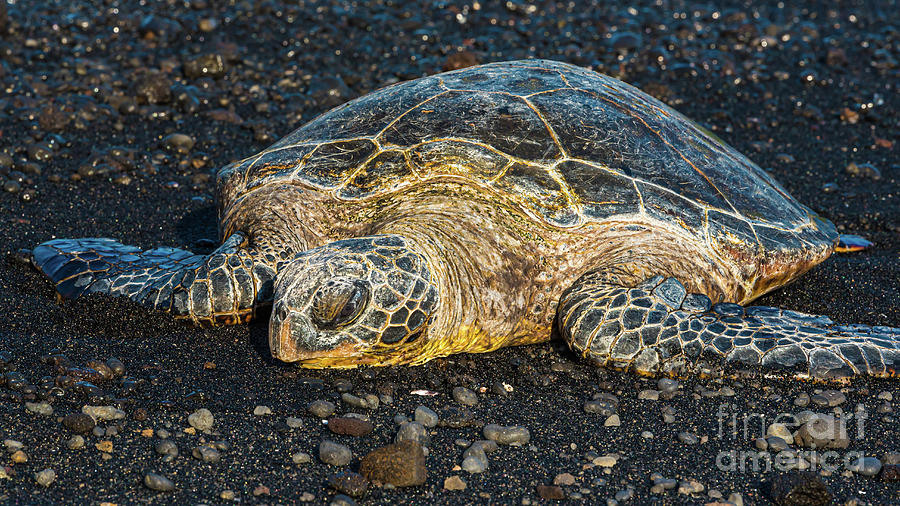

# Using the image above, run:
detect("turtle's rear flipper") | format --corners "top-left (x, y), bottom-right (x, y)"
top-left (32, 234), bottom-right (276, 325)
top-left (558, 274), bottom-right (899, 379)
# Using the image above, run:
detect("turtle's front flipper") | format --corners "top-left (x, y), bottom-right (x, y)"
top-left (558, 273), bottom-right (899, 379)
top-left (32, 233), bottom-right (277, 325)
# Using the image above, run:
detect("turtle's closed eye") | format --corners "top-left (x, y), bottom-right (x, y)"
top-left (311, 278), bottom-right (369, 328)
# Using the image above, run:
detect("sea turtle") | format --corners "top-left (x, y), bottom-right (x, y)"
top-left (32, 60), bottom-right (899, 379)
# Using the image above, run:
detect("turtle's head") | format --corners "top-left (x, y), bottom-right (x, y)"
top-left (269, 235), bottom-right (440, 367)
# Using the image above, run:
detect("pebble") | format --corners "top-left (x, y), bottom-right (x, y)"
top-left (144, 472), bottom-right (175, 492)
top-left (341, 392), bottom-right (379, 410)
top-left (162, 133), bottom-right (195, 154)
top-left (308, 399), bottom-right (336, 418)
top-left (395, 421), bottom-right (431, 446)
top-left (82, 405), bottom-right (125, 421)
top-left (10, 450), bottom-right (27, 463)
top-left (25, 401), bottom-right (53, 416)
top-left (847, 456), bottom-right (882, 477)
top-left (359, 440), bottom-right (427, 487)
top-left (604, 414), bottom-right (621, 427)
top-left (330, 494), bottom-right (356, 506)
top-left (292, 451), bottom-right (312, 465)
top-left (188, 408), bottom-right (215, 431)
top-left (537, 485), bottom-right (565, 500)
top-left (794, 414), bottom-right (848, 449)
top-left (34, 469), bottom-right (56, 487)
top-left (67, 435), bottom-right (85, 450)
top-left (678, 479), bottom-right (704, 495)
top-left (452, 387), bottom-right (478, 406)
top-left (327, 471), bottom-right (369, 497)
top-left (63, 412), bottom-right (95, 433)
top-left (767, 437), bottom-right (790, 452)
top-left (554, 473), bottom-right (576, 486)
top-left (793, 392), bottom-right (810, 407)
top-left (884, 452), bottom-right (900, 465)
top-left (593, 455), bottom-right (618, 467)
top-left (192, 445), bottom-right (221, 463)
top-left (286, 416), bottom-right (303, 428)
top-left (767, 423), bottom-right (795, 444)
top-left (319, 440), bottom-right (352, 466)
top-left (657, 378), bottom-right (680, 393)
top-left (584, 399), bottom-right (616, 416)
top-left (877, 391), bottom-right (893, 402)
top-left (638, 389), bottom-right (660, 400)
top-left (155, 440), bottom-right (178, 457)
top-left (810, 390), bottom-right (846, 407)
top-left (444, 475), bottom-right (467, 491)
top-left (253, 405), bottom-right (273, 416)
top-left (678, 432), bottom-right (699, 444)
top-left (483, 424), bottom-right (530, 445)
top-left (414, 405), bottom-right (439, 427)
top-left (845, 162), bottom-right (882, 180)
top-left (328, 417), bottom-right (374, 437)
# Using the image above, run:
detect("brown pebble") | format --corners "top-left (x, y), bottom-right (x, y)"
top-left (10, 450), bottom-right (27, 464)
top-left (359, 440), bottom-right (426, 487)
top-left (327, 471), bottom-right (369, 497)
top-left (63, 412), bottom-right (95, 433)
top-left (537, 484), bottom-right (565, 500)
top-left (328, 417), bottom-right (374, 437)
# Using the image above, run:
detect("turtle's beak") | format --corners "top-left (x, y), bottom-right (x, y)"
top-left (268, 304), bottom-right (359, 366)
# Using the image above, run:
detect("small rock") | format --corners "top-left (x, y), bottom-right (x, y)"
top-left (144, 472), bottom-right (175, 492)
top-left (678, 479), bottom-right (704, 495)
top-left (328, 417), bottom-right (374, 437)
top-left (82, 405), bottom-right (125, 421)
top-left (25, 402), bottom-right (53, 416)
top-left (161, 133), bottom-right (195, 155)
top-left (155, 440), bottom-right (178, 457)
top-left (793, 392), bottom-right (810, 407)
top-left (483, 424), bottom-right (530, 445)
top-left (67, 435), bottom-right (85, 450)
top-left (810, 390), bottom-right (846, 407)
top-left (847, 456), bottom-right (882, 477)
top-left (452, 387), bottom-right (478, 406)
top-left (63, 413), bottom-right (95, 433)
top-left (554, 472), bottom-right (576, 486)
top-left (10, 450), bottom-right (27, 464)
top-left (678, 432), bottom-right (699, 444)
top-left (253, 405), bottom-right (273, 416)
top-left (395, 421), bottom-right (431, 446)
top-left (359, 440), bottom-right (427, 487)
top-left (794, 414), bottom-right (848, 449)
top-left (327, 471), bottom-right (369, 497)
top-left (330, 494), bottom-right (356, 506)
top-left (286, 416), bottom-right (303, 428)
top-left (34, 469), bottom-right (56, 487)
top-left (308, 400), bottom-right (336, 418)
top-left (593, 455), bottom-right (618, 467)
top-left (188, 408), bottom-right (214, 431)
top-left (845, 162), bottom-right (882, 180)
top-left (604, 414), bottom-right (621, 427)
top-left (537, 484), bottom-right (565, 500)
top-left (192, 445), bottom-right (221, 463)
top-left (638, 389), bottom-right (660, 400)
top-left (292, 451), bottom-right (312, 465)
top-left (767, 423), bottom-right (795, 444)
top-left (319, 440), bottom-right (352, 466)
top-left (444, 475), bottom-right (467, 490)
top-left (414, 405), bottom-right (439, 427)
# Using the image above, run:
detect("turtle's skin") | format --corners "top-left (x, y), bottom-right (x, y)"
top-left (33, 60), bottom-right (899, 379)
